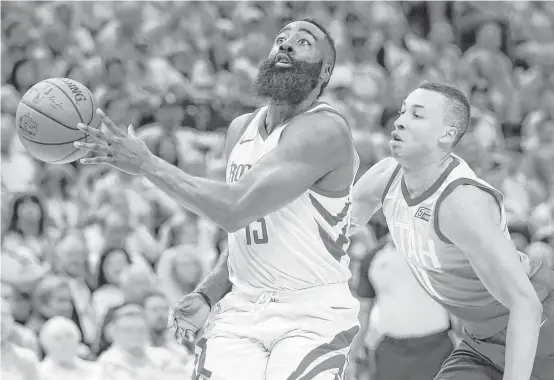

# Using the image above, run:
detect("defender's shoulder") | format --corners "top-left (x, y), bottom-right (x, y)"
top-left (352, 157), bottom-right (399, 205)
top-left (358, 157), bottom-right (399, 187)
top-left (440, 184), bottom-right (500, 219)
top-left (371, 157), bottom-right (399, 178)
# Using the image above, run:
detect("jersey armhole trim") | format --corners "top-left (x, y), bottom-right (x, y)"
top-left (309, 185), bottom-right (350, 198)
top-left (310, 107), bottom-right (350, 127)
top-left (380, 164), bottom-right (402, 204)
top-left (434, 178), bottom-right (504, 244)
top-left (234, 108), bottom-right (262, 148)
top-left (307, 106), bottom-right (353, 198)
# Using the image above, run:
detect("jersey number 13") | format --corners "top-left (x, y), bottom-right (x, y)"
top-left (245, 217), bottom-right (269, 245)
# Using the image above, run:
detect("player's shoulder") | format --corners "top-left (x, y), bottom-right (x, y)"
top-left (284, 106), bottom-right (352, 148)
top-left (303, 105), bottom-right (350, 133)
top-left (228, 112), bottom-right (256, 136)
top-left (438, 183), bottom-right (501, 227)
top-left (356, 157), bottom-right (399, 189)
top-left (371, 157), bottom-right (399, 177)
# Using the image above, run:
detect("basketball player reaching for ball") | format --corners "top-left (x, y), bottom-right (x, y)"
top-left (77, 20), bottom-right (360, 380)
top-left (350, 83), bottom-right (554, 380)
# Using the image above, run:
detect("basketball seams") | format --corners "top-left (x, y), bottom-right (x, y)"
top-left (43, 79), bottom-right (85, 124)
top-left (20, 100), bottom-right (80, 131)
top-left (18, 133), bottom-right (86, 146)
top-left (83, 85), bottom-right (96, 124)
top-left (84, 119), bottom-right (102, 144)
top-left (49, 147), bottom-right (83, 163)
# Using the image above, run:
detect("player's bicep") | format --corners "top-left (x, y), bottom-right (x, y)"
top-left (229, 117), bottom-right (351, 228)
top-left (350, 157), bottom-right (397, 236)
top-left (440, 186), bottom-right (541, 309)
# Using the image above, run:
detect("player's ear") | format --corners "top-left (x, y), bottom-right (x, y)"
top-left (321, 64), bottom-right (332, 82)
top-left (439, 126), bottom-right (457, 148)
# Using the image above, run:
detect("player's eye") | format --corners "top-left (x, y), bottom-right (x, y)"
top-left (276, 37), bottom-right (286, 44)
top-left (397, 109), bottom-right (405, 116)
top-left (413, 112), bottom-right (422, 119)
top-left (298, 39), bottom-right (310, 45)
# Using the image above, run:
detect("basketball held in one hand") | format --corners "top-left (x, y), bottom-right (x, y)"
top-left (15, 78), bottom-right (101, 164)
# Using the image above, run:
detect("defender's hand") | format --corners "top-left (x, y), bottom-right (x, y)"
top-left (168, 292), bottom-right (211, 345)
top-left (75, 109), bottom-right (152, 175)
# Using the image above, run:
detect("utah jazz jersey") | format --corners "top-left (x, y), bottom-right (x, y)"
top-left (381, 154), bottom-right (550, 339)
top-left (226, 102), bottom-right (359, 294)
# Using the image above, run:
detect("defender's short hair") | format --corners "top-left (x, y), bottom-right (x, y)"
top-left (302, 18), bottom-right (336, 98)
top-left (418, 82), bottom-right (470, 147)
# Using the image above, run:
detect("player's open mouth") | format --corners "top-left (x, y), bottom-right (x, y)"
top-left (275, 53), bottom-right (292, 68)
top-left (391, 132), bottom-right (403, 142)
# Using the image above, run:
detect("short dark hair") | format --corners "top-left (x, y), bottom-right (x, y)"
top-left (302, 18), bottom-right (336, 97)
top-left (417, 82), bottom-right (471, 147)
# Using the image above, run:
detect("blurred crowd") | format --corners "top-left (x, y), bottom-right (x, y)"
top-left (1, 1), bottom-right (554, 379)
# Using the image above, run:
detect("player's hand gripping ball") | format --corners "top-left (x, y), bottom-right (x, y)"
top-left (74, 109), bottom-right (152, 175)
top-left (167, 293), bottom-right (211, 345)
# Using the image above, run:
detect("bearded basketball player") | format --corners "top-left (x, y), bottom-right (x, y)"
top-left (77, 19), bottom-right (360, 380)
top-left (351, 82), bottom-right (554, 380)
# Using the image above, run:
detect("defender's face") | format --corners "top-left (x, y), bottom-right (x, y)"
top-left (268, 21), bottom-right (326, 68)
top-left (391, 89), bottom-right (449, 162)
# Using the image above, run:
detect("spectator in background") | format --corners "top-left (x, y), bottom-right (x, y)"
top-left (0, 282), bottom-right (39, 356)
top-left (91, 247), bottom-right (131, 321)
top-left (38, 165), bottom-right (80, 230)
top-left (98, 304), bottom-right (187, 378)
top-left (157, 212), bottom-right (200, 251)
top-left (118, 264), bottom-right (157, 306)
top-left (521, 119), bottom-right (554, 194)
top-left (466, 85), bottom-right (505, 152)
top-left (4, 192), bottom-right (55, 261)
top-left (138, 93), bottom-right (187, 168)
top-left (463, 21), bottom-right (518, 121)
top-left (1, 299), bottom-right (42, 380)
top-left (39, 316), bottom-right (102, 380)
top-left (156, 244), bottom-right (205, 304)
top-left (143, 291), bottom-right (194, 361)
top-left (1, 116), bottom-right (39, 193)
top-left (1, 246), bottom-right (50, 302)
top-left (527, 242), bottom-right (554, 269)
top-left (54, 233), bottom-right (97, 346)
top-left (26, 275), bottom-right (82, 345)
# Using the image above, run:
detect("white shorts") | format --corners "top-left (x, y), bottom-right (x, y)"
top-left (191, 283), bottom-right (360, 380)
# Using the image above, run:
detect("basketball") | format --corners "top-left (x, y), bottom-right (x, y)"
top-left (15, 78), bottom-right (102, 164)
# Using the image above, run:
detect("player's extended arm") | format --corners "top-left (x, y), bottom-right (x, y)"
top-left (439, 186), bottom-right (544, 380)
top-left (141, 113), bottom-right (353, 233)
top-left (349, 157), bottom-right (398, 236)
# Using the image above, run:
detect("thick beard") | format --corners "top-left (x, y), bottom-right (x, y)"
top-left (254, 56), bottom-right (323, 105)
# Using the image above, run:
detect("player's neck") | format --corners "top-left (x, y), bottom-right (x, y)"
top-left (265, 94), bottom-right (318, 135)
top-left (402, 153), bottom-right (453, 198)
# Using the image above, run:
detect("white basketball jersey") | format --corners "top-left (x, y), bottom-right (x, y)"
top-left (226, 102), bottom-right (359, 293)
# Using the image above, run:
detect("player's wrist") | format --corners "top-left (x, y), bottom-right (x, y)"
top-left (139, 151), bottom-right (158, 177)
top-left (193, 291), bottom-right (212, 310)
